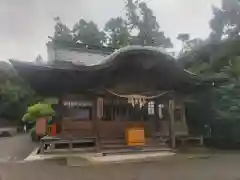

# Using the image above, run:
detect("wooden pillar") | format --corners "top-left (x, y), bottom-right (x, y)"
top-left (169, 99), bottom-right (176, 149)
top-left (111, 99), bottom-right (114, 121)
top-left (57, 97), bottom-right (64, 134)
top-left (40, 139), bottom-right (44, 154)
top-left (181, 100), bottom-right (187, 126)
top-left (93, 97), bottom-right (102, 152)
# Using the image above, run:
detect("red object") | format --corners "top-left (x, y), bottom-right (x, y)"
top-left (50, 124), bottom-right (57, 136)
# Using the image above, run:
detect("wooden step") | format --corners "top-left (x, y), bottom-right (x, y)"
top-left (100, 139), bottom-right (126, 145)
top-left (101, 144), bottom-right (130, 150)
top-left (102, 146), bottom-right (172, 155)
top-left (101, 138), bottom-right (168, 145)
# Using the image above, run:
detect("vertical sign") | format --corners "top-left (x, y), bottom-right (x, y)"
top-left (158, 104), bottom-right (164, 118)
top-left (97, 98), bottom-right (103, 118)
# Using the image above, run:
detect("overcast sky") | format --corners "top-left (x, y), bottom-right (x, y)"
top-left (0, 0), bottom-right (221, 61)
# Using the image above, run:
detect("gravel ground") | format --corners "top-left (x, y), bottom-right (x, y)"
top-left (0, 134), bottom-right (36, 162)
top-left (1, 154), bottom-right (240, 180)
top-left (1, 135), bottom-right (240, 180)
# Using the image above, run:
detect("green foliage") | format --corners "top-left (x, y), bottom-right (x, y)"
top-left (177, 33), bottom-right (205, 59)
top-left (181, 40), bottom-right (240, 123)
top-left (22, 113), bottom-right (34, 122)
top-left (179, 25), bottom-right (240, 145)
top-left (209, 6), bottom-right (225, 42)
top-left (215, 84), bottom-right (240, 121)
top-left (53, 17), bottom-right (73, 43)
top-left (22, 103), bottom-right (55, 122)
top-left (104, 17), bottom-right (130, 48)
top-left (209, 0), bottom-right (240, 42)
top-left (52, 0), bottom-right (172, 49)
top-left (187, 62), bottom-right (211, 75)
top-left (185, 90), bottom-right (214, 137)
top-left (53, 18), bottom-right (106, 46)
top-left (125, 0), bottom-right (172, 47)
top-left (178, 2), bottom-right (240, 141)
top-left (0, 61), bottom-right (37, 121)
top-left (72, 19), bottom-right (105, 46)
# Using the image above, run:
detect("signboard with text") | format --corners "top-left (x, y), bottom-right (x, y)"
top-left (63, 101), bottom-right (92, 108)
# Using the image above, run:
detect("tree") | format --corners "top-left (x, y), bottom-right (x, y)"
top-left (22, 103), bottom-right (55, 123)
top-left (178, 33), bottom-right (204, 53)
top-left (52, 17), bottom-right (105, 46)
top-left (209, 0), bottom-right (240, 41)
top-left (179, 39), bottom-right (240, 121)
top-left (177, 33), bottom-right (190, 55)
top-left (0, 61), bottom-right (37, 121)
top-left (177, 33), bottom-right (190, 43)
top-left (125, 0), bottom-right (172, 48)
top-left (176, 1), bottom-right (240, 144)
top-left (209, 6), bottom-right (225, 42)
top-left (214, 58), bottom-right (240, 124)
top-left (178, 40), bottom-right (240, 143)
top-left (177, 33), bottom-right (205, 68)
top-left (104, 17), bottom-right (130, 48)
top-left (72, 19), bottom-right (105, 46)
top-left (53, 17), bottom-right (73, 42)
top-left (51, 1), bottom-right (172, 48)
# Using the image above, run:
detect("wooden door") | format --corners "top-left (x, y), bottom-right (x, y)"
top-left (97, 99), bottom-right (156, 140)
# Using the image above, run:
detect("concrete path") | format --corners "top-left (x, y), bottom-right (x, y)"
top-left (67, 151), bottom-right (175, 166)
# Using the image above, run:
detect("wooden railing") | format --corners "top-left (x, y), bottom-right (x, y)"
top-left (60, 119), bottom-right (171, 140)
top-left (61, 119), bottom-right (94, 137)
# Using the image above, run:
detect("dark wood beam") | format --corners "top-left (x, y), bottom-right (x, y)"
top-left (169, 99), bottom-right (176, 149)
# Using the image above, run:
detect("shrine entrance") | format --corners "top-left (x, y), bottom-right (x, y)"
top-left (10, 44), bottom-right (213, 150)
top-left (97, 91), bottom-right (171, 143)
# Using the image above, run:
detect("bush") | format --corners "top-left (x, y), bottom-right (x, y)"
top-left (22, 103), bottom-right (55, 122)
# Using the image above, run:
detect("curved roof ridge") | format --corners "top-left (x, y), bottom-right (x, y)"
top-left (10, 46), bottom-right (195, 76)
top-left (96, 45), bottom-right (174, 65)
